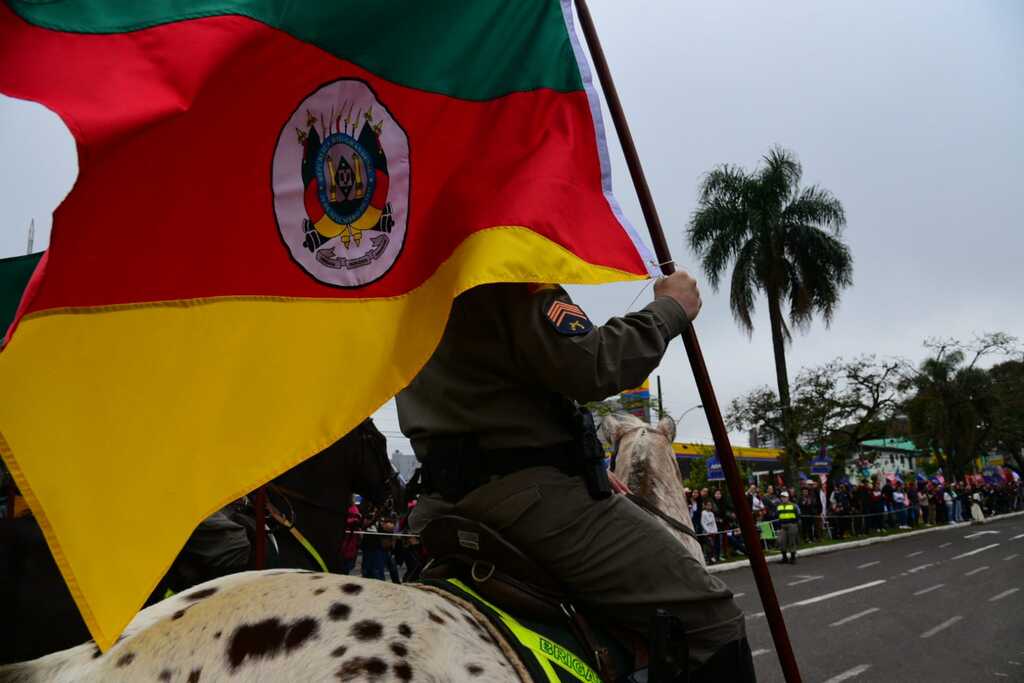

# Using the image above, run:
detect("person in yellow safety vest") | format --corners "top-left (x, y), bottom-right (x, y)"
top-left (776, 490), bottom-right (801, 564)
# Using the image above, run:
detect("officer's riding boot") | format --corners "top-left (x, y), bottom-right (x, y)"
top-left (645, 609), bottom-right (688, 683)
top-left (780, 552), bottom-right (787, 564)
top-left (791, 551), bottom-right (797, 565)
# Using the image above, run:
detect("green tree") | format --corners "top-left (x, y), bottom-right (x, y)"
top-left (793, 357), bottom-right (904, 477)
top-left (726, 356), bottom-right (904, 477)
top-left (989, 359), bottom-right (1024, 472)
top-left (687, 146), bottom-right (853, 483)
top-left (902, 334), bottom-right (1018, 480)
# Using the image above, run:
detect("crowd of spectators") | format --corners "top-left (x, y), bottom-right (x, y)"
top-left (687, 474), bottom-right (1023, 564)
top-left (338, 497), bottom-right (424, 582)
top-left (330, 473), bottom-right (1023, 573)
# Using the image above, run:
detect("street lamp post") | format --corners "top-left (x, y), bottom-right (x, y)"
top-left (673, 403), bottom-right (703, 425)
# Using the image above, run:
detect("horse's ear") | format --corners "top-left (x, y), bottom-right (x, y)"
top-left (656, 416), bottom-right (676, 443)
top-left (600, 413), bottom-right (627, 443)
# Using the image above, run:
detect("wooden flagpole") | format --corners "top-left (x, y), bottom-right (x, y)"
top-left (572, 2), bottom-right (802, 680)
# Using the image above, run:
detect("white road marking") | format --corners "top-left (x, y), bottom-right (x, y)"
top-left (787, 575), bottom-right (824, 587)
top-left (907, 563), bottom-right (933, 574)
top-left (939, 542), bottom-right (952, 548)
top-left (951, 543), bottom-right (1000, 560)
top-left (995, 673), bottom-right (1009, 677)
top-left (1010, 533), bottom-right (1024, 540)
top-left (905, 550), bottom-right (925, 558)
top-left (822, 664), bottom-right (872, 682)
top-left (1006, 554), bottom-right (1020, 561)
top-left (751, 648), bottom-right (771, 657)
top-left (964, 566), bottom-right (989, 577)
top-left (856, 561), bottom-right (880, 569)
top-left (829, 607), bottom-right (880, 627)
top-left (913, 584), bottom-right (944, 596)
top-left (920, 616), bottom-right (963, 638)
top-left (791, 580), bottom-right (887, 607)
top-left (733, 592), bottom-right (746, 598)
top-left (989, 588), bottom-right (1020, 602)
top-left (965, 530), bottom-right (1000, 539)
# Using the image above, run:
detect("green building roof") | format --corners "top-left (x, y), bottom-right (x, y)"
top-left (860, 438), bottom-right (921, 453)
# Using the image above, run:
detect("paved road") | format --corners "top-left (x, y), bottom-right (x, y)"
top-left (717, 514), bottom-right (1024, 682)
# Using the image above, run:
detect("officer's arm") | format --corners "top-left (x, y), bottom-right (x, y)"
top-left (510, 285), bottom-right (689, 403)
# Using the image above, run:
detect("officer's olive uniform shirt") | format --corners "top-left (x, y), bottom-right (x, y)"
top-left (397, 283), bottom-right (689, 455)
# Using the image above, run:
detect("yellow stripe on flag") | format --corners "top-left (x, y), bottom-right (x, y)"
top-left (0, 226), bottom-right (644, 649)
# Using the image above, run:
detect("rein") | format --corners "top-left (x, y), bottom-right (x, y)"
top-left (624, 492), bottom-right (699, 541)
top-left (610, 425), bottom-right (699, 542)
top-left (262, 497), bottom-right (329, 573)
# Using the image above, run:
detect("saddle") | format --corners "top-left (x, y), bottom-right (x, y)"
top-left (419, 516), bottom-right (682, 683)
top-left (419, 515), bottom-right (569, 623)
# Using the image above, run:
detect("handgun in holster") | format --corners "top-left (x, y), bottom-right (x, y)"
top-left (570, 406), bottom-right (612, 500)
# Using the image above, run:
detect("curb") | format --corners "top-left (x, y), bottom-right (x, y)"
top-left (705, 509), bottom-right (1024, 574)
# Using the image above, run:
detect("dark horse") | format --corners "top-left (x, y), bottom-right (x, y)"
top-left (0, 418), bottom-right (399, 664)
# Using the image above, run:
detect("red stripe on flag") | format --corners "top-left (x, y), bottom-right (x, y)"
top-left (0, 6), bottom-right (646, 315)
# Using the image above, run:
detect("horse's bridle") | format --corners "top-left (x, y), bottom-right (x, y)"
top-left (609, 424), bottom-right (699, 542)
top-left (608, 423), bottom-right (647, 472)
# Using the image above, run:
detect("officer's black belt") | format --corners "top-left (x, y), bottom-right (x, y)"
top-left (418, 441), bottom-right (579, 502)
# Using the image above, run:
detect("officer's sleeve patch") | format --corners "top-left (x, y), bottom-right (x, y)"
top-left (545, 300), bottom-right (594, 336)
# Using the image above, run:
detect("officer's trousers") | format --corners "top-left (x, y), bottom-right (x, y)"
top-left (410, 465), bottom-right (748, 671)
top-left (778, 522), bottom-right (799, 553)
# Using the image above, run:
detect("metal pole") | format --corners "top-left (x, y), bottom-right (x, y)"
top-left (26, 218), bottom-right (34, 255)
top-left (572, 2), bottom-right (802, 680)
top-left (656, 375), bottom-right (664, 420)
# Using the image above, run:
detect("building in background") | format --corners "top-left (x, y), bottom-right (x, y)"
top-left (390, 449), bottom-right (418, 483)
top-left (845, 438), bottom-right (922, 482)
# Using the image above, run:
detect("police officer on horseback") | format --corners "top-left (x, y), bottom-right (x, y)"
top-left (397, 272), bottom-right (755, 682)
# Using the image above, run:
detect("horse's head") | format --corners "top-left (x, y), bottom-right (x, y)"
top-left (601, 412), bottom-right (680, 496)
top-left (601, 411), bottom-right (705, 564)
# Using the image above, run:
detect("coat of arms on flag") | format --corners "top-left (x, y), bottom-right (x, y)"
top-left (273, 79), bottom-right (409, 287)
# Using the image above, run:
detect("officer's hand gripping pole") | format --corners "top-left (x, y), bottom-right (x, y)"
top-left (573, 2), bottom-right (802, 680)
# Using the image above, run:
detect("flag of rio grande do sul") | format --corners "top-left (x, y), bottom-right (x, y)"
top-left (0, 0), bottom-right (656, 648)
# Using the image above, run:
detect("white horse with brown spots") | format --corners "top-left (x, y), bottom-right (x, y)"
top-left (0, 571), bottom-right (526, 683)
top-left (1, 415), bottom-right (706, 682)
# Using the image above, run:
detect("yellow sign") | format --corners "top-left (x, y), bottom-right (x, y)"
top-left (672, 442), bottom-right (781, 462)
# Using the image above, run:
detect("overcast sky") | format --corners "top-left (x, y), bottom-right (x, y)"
top-left (1, 1), bottom-right (1021, 453)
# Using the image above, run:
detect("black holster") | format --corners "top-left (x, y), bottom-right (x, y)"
top-left (569, 406), bottom-right (612, 500)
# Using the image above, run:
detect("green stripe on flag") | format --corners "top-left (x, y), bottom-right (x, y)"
top-left (9, 0), bottom-right (583, 101)
top-left (0, 252), bottom-right (40, 337)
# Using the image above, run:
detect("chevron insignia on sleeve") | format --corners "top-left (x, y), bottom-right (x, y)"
top-left (545, 300), bottom-right (593, 336)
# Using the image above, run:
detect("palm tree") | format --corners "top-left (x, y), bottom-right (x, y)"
top-left (687, 147), bottom-right (853, 482)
